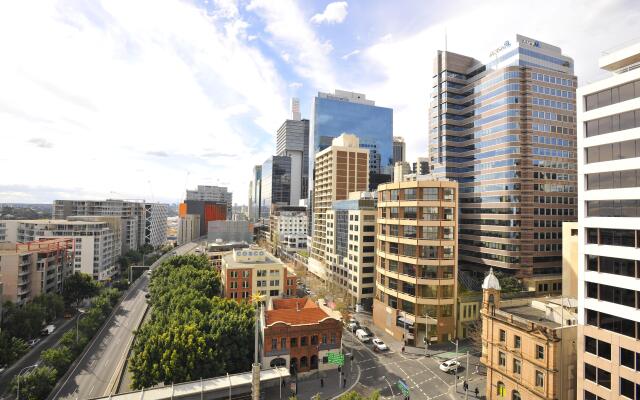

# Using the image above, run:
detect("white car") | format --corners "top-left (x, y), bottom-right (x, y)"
top-left (372, 338), bottom-right (388, 351)
top-left (439, 359), bottom-right (461, 373)
top-left (27, 338), bottom-right (41, 347)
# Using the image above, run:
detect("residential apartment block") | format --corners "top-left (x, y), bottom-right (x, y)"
top-left (221, 246), bottom-right (296, 303)
top-left (373, 178), bottom-right (458, 345)
top-left (0, 220), bottom-right (118, 280)
top-left (324, 192), bottom-right (377, 310)
top-left (309, 134), bottom-right (369, 280)
top-left (185, 185), bottom-right (233, 217)
top-left (0, 238), bottom-right (73, 304)
top-left (261, 298), bottom-right (342, 374)
top-left (577, 41), bottom-right (640, 400)
top-left (480, 269), bottom-right (577, 400)
top-left (429, 35), bottom-right (577, 286)
top-left (52, 199), bottom-right (168, 249)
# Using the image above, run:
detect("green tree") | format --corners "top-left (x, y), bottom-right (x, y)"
top-left (140, 244), bottom-right (154, 254)
top-left (10, 366), bottom-right (57, 400)
top-left (32, 293), bottom-right (64, 322)
top-left (0, 332), bottom-right (29, 365)
top-left (63, 272), bottom-right (101, 307)
top-left (124, 250), bottom-right (142, 264)
top-left (337, 391), bottom-right (380, 400)
top-left (41, 346), bottom-right (73, 374)
top-left (2, 301), bottom-right (46, 339)
top-left (494, 271), bottom-right (524, 293)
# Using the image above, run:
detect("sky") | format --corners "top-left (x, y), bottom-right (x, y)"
top-left (0, 0), bottom-right (638, 205)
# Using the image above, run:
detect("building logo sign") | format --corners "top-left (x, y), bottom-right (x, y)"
top-left (489, 40), bottom-right (511, 58)
top-left (519, 38), bottom-right (540, 48)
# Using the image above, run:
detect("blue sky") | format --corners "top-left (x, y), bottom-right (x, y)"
top-left (0, 0), bottom-right (638, 205)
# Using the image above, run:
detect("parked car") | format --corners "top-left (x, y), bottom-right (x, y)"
top-left (372, 338), bottom-right (388, 351)
top-left (362, 327), bottom-right (374, 337)
top-left (355, 329), bottom-right (371, 343)
top-left (40, 324), bottom-right (55, 336)
top-left (27, 338), bottom-right (41, 347)
top-left (439, 359), bottom-right (461, 373)
top-left (347, 320), bottom-right (360, 332)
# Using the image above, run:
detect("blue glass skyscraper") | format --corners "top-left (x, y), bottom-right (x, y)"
top-left (310, 90), bottom-right (393, 191)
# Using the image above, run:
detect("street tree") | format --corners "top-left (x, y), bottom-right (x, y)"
top-left (10, 366), bottom-right (57, 400)
top-left (0, 332), bottom-right (29, 365)
top-left (63, 272), bottom-right (101, 307)
top-left (32, 293), bottom-right (64, 322)
top-left (41, 346), bottom-right (73, 374)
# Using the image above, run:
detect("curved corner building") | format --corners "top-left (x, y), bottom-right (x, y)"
top-left (430, 35), bottom-right (577, 290)
top-left (373, 178), bottom-right (458, 345)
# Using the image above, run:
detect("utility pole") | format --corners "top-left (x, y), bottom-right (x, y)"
top-left (465, 351), bottom-right (469, 400)
top-left (252, 301), bottom-right (262, 400)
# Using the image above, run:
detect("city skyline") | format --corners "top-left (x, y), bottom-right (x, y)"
top-left (1, 1), bottom-right (638, 206)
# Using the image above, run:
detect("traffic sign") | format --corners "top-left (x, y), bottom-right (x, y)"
top-left (327, 352), bottom-right (345, 366)
top-left (397, 379), bottom-right (410, 396)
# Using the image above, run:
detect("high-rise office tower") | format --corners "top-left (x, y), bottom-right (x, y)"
top-left (276, 98), bottom-right (310, 204)
top-left (260, 156), bottom-right (292, 220)
top-left (577, 42), bottom-right (640, 400)
top-left (309, 134), bottom-right (369, 279)
top-left (248, 165), bottom-right (262, 222)
top-left (393, 136), bottom-right (406, 163)
top-left (430, 35), bottom-right (577, 286)
top-left (310, 89), bottom-right (393, 191)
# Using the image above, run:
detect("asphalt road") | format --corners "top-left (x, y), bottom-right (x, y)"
top-left (50, 242), bottom-right (199, 400)
top-left (0, 316), bottom-right (78, 397)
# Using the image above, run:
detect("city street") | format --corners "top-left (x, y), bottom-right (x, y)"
top-left (0, 315), bottom-right (78, 398)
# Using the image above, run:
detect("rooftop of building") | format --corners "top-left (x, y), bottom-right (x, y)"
top-left (265, 298), bottom-right (335, 326)
top-left (0, 238), bottom-right (73, 254)
top-left (599, 39), bottom-right (640, 72)
top-left (497, 296), bottom-right (577, 330)
top-left (222, 246), bottom-right (284, 267)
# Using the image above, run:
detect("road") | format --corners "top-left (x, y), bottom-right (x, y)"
top-left (50, 242), bottom-right (199, 400)
top-left (0, 316), bottom-right (78, 397)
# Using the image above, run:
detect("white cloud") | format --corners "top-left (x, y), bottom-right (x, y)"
top-left (0, 0), bottom-right (287, 204)
top-left (341, 49), bottom-right (360, 60)
top-left (288, 82), bottom-right (303, 89)
top-left (247, 0), bottom-right (336, 90)
top-left (360, 0), bottom-right (640, 164)
top-left (310, 1), bottom-right (348, 24)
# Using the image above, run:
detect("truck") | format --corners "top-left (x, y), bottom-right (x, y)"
top-left (355, 328), bottom-right (371, 343)
top-left (41, 324), bottom-right (55, 336)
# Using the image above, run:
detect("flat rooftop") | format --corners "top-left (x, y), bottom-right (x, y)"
top-left (501, 305), bottom-right (561, 329)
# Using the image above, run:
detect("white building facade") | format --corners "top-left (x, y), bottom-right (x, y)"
top-left (577, 42), bottom-right (640, 400)
top-left (0, 220), bottom-right (119, 281)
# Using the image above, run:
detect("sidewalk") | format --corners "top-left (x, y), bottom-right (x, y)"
top-left (263, 361), bottom-right (359, 400)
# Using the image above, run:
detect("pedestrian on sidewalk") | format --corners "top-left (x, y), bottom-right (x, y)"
top-left (343, 377), bottom-right (346, 388)
top-left (320, 378), bottom-right (324, 388)
top-left (474, 387), bottom-right (479, 397)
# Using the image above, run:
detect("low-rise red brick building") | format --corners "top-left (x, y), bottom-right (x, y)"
top-left (261, 298), bottom-right (342, 375)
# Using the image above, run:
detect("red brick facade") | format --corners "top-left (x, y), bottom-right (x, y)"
top-left (224, 268), bottom-right (252, 300)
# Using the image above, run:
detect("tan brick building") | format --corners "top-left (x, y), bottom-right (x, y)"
top-left (373, 177), bottom-right (458, 345)
top-left (309, 133), bottom-right (369, 280)
top-left (221, 245), bottom-right (296, 302)
top-left (481, 269), bottom-right (577, 400)
top-left (0, 238), bottom-right (73, 304)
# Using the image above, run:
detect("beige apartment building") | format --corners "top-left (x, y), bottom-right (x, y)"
top-left (0, 238), bottom-right (73, 304)
top-left (324, 192), bottom-right (377, 310)
top-left (309, 133), bottom-right (369, 280)
top-left (373, 177), bottom-right (459, 345)
top-left (481, 269), bottom-right (577, 400)
top-left (221, 245), bottom-right (296, 303)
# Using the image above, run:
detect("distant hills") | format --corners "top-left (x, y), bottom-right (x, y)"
top-left (0, 204), bottom-right (52, 220)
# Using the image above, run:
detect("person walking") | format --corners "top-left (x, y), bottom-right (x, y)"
top-left (474, 387), bottom-right (479, 397)
top-left (320, 378), bottom-right (324, 388)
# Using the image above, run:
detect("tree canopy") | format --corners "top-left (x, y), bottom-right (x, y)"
top-left (63, 272), bottom-right (101, 306)
top-left (129, 254), bottom-right (254, 389)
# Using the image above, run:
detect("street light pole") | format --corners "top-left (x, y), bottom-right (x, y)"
top-left (465, 351), bottom-right (469, 400)
top-left (450, 339), bottom-right (458, 391)
top-left (17, 365), bottom-right (37, 400)
top-left (76, 309), bottom-right (87, 343)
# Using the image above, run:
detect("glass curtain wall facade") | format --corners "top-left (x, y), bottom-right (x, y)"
top-left (260, 156), bottom-right (292, 220)
top-left (429, 35), bottom-right (577, 279)
top-left (310, 91), bottom-right (393, 191)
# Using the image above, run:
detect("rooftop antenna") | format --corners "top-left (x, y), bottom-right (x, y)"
top-left (444, 27), bottom-right (448, 52)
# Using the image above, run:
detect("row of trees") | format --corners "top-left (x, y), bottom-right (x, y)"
top-left (10, 284), bottom-right (122, 400)
top-left (129, 254), bottom-right (256, 389)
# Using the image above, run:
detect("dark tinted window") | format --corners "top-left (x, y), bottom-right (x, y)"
top-left (621, 347), bottom-right (635, 369)
top-left (598, 340), bottom-right (611, 360)
top-left (598, 368), bottom-right (611, 389)
top-left (585, 78), bottom-right (640, 111)
top-left (584, 363), bottom-right (596, 382)
top-left (620, 377), bottom-right (634, 399)
top-left (585, 336), bottom-right (597, 354)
